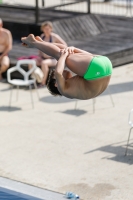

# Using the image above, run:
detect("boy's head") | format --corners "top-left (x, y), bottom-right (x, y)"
top-left (46, 69), bottom-right (62, 96)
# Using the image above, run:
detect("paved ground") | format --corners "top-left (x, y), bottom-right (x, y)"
top-left (0, 63), bottom-right (133, 200)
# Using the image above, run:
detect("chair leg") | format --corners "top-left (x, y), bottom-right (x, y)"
top-left (9, 85), bottom-right (13, 110)
top-left (16, 85), bottom-right (19, 101)
top-left (93, 98), bottom-right (96, 113)
top-left (34, 82), bottom-right (40, 100)
top-left (125, 127), bottom-right (133, 156)
top-left (75, 100), bottom-right (78, 110)
top-left (29, 85), bottom-right (34, 109)
top-left (107, 87), bottom-right (114, 107)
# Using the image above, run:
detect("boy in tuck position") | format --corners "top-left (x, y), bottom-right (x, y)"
top-left (21, 34), bottom-right (112, 100)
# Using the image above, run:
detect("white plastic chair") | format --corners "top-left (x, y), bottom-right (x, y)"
top-left (7, 59), bottom-right (40, 109)
top-left (75, 86), bottom-right (114, 112)
top-left (125, 109), bottom-right (133, 156)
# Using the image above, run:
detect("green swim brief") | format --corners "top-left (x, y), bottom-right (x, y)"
top-left (83, 56), bottom-right (112, 80)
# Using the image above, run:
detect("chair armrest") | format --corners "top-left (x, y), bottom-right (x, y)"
top-left (128, 109), bottom-right (133, 126)
top-left (7, 66), bottom-right (18, 82)
top-left (17, 59), bottom-right (37, 81)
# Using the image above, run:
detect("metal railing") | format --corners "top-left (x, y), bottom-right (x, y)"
top-left (1, 0), bottom-right (45, 7)
top-left (43, 0), bottom-right (133, 17)
top-left (0, 0), bottom-right (90, 24)
top-left (0, 0), bottom-right (132, 24)
top-left (90, 0), bottom-right (133, 17)
top-left (45, 0), bottom-right (90, 13)
top-left (0, 0), bottom-right (87, 10)
top-left (41, 0), bottom-right (133, 16)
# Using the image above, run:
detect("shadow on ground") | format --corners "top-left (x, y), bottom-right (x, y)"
top-left (0, 106), bottom-right (21, 112)
top-left (1, 80), bottom-right (133, 95)
top-left (102, 81), bottom-right (133, 96)
top-left (40, 81), bottom-right (133, 104)
top-left (0, 87), bottom-right (11, 92)
top-left (84, 140), bottom-right (133, 165)
top-left (60, 109), bottom-right (87, 116)
top-left (40, 95), bottom-right (75, 104)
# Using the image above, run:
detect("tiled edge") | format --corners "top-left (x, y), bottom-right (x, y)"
top-left (0, 177), bottom-right (65, 200)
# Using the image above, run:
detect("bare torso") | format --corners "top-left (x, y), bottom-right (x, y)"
top-left (64, 75), bottom-right (111, 100)
top-left (0, 28), bottom-right (10, 53)
top-left (62, 53), bottom-right (111, 100)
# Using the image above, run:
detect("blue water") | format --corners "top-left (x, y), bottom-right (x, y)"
top-left (0, 187), bottom-right (42, 200)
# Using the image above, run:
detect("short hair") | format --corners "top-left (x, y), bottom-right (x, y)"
top-left (41, 21), bottom-right (53, 32)
top-left (46, 69), bottom-right (62, 96)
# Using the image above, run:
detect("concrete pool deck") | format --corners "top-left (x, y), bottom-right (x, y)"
top-left (0, 63), bottom-right (133, 199)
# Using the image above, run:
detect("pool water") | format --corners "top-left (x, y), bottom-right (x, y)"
top-left (0, 187), bottom-right (42, 200)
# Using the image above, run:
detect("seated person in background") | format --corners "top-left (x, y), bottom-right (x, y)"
top-left (36, 21), bottom-right (67, 86)
top-left (0, 18), bottom-right (12, 80)
top-left (22, 34), bottom-right (113, 100)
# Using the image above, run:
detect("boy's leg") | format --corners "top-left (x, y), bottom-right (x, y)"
top-left (65, 53), bottom-right (94, 76)
top-left (21, 34), bottom-right (93, 76)
top-left (52, 43), bottom-right (67, 50)
top-left (35, 36), bottom-right (67, 50)
top-left (21, 34), bottom-right (62, 60)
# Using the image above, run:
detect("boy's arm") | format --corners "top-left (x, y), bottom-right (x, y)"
top-left (61, 46), bottom-right (95, 56)
top-left (55, 52), bottom-right (84, 99)
top-left (55, 52), bottom-right (68, 95)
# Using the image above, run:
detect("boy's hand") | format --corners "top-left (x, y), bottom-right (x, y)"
top-left (60, 50), bottom-right (69, 57)
top-left (61, 46), bottom-right (75, 55)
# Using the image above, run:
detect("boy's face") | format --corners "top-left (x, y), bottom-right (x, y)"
top-left (54, 70), bottom-right (72, 87)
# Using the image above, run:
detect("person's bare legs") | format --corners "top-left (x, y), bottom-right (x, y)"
top-left (35, 35), bottom-right (67, 52)
top-left (22, 34), bottom-right (62, 60)
top-left (65, 53), bottom-right (93, 76)
top-left (21, 34), bottom-right (94, 76)
top-left (0, 56), bottom-right (10, 80)
top-left (41, 58), bottom-right (57, 85)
